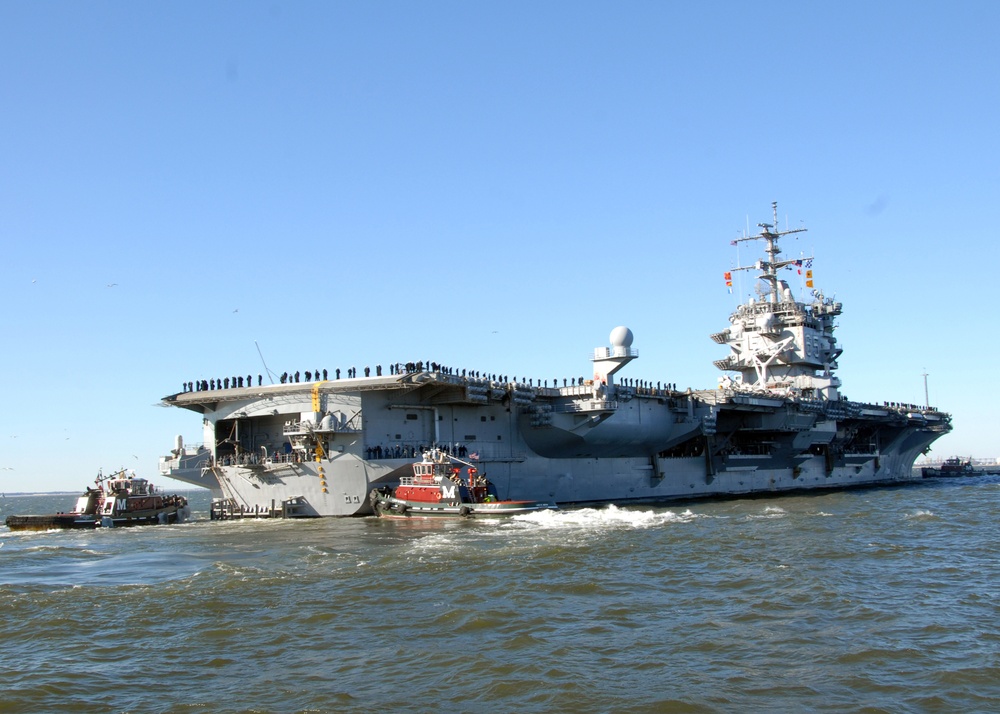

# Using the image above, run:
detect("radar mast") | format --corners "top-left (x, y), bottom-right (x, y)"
top-left (731, 201), bottom-right (809, 303)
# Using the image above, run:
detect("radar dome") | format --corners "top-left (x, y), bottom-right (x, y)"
top-left (609, 326), bottom-right (634, 348)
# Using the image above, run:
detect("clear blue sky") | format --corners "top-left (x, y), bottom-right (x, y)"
top-left (2, 1), bottom-right (997, 492)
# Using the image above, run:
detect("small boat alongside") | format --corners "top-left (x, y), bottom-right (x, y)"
top-left (921, 457), bottom-right (977, 478)
top-left (5, 468), bottom-right (190, 531)
top-left (370, 449), bottom-right (556, 519)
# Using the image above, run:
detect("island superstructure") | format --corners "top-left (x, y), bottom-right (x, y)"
top-left (159, 205), bottom-right (951, 516)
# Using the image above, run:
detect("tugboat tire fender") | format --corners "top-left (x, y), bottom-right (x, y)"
top-left (459, 506), bottom-right (471, 518)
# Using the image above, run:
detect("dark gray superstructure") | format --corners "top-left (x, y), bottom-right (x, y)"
top-left (159, 205), bottom-right (950, 516)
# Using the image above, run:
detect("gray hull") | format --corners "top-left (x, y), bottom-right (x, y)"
top-left (165, 376), bottom-right (948, 517)
top-left (158, 447), bottom-right (220, 494)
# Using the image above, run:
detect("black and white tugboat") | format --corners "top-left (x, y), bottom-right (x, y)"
top-left (5, 468), bottom-right (190, 531)
top-left (370, 449), bottom-right (556, 519)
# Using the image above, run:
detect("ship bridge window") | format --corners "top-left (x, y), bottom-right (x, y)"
top-left (481, 416), bottom-right (487, 422)
top-left (406, 414), bottom-right (419, 420)
top-left (464, 435), bottom-right (476, 441)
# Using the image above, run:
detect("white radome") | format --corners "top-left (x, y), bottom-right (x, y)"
top-left (610, 326), bottom-right (633, 348)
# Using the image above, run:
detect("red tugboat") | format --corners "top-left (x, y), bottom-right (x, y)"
top-left (369, 449), bottom-right (556, 519)
top-left (5, 468), bottom-right (191, 531)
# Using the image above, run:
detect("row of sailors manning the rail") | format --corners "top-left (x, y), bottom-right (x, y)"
top-left (179, 374), bottom-right (937, 411)
top-left (180, 362), bottom-right (462, 392)
top-left (883, 402), bottom-right (941, 412)
top-left (182, 364), bottom-right (682, 394)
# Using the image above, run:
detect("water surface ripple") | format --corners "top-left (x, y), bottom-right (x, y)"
top-left (2, 478), bottom-right (999, 713)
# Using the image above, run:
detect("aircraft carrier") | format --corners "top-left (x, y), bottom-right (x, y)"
top-left (159, 205), bottom-right (951, 516)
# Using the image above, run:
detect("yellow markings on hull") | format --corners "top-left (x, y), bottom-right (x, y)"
top-left (311, 380), bottom-right (328, 463)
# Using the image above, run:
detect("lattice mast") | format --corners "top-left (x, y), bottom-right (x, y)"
top-left (734, 201), bottom-right (807, 303)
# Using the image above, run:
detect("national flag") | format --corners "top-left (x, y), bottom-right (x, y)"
top-left (469, 452), bottom-right (479, 460)
top-left (730, 240), bottom-right (737, 246)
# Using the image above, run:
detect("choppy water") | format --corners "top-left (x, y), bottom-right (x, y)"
top-left (2, 477), bottom-right (999, 714)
